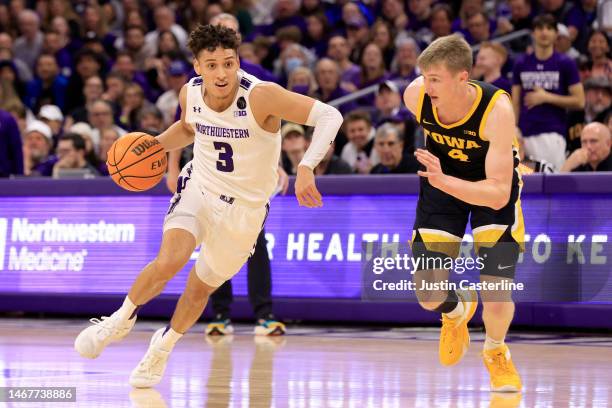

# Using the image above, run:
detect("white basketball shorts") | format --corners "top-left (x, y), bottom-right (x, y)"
top-left (163, 162), bottom-right (269, 287)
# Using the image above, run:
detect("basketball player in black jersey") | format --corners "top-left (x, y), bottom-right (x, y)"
top-left (403, 35), bottom-right (524, 392)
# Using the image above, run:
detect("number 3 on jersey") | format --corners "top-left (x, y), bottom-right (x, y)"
top-left (214, 141), bottom-right (234, 172)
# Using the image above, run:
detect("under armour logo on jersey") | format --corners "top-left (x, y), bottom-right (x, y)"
top-left (193, 106), bottom-right (201, 113)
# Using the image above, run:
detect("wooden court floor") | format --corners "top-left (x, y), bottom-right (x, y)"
top-left (0, 319), bottom-right (611, 407)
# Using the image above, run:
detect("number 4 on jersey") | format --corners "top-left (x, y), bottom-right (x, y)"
top-left (448, 149), bottom-right (469, 162)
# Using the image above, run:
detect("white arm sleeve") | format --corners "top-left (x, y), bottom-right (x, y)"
top-left (299, 100), bottom-right (344, 169)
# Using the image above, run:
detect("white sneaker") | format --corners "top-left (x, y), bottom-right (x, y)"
top-left (74, 312), bottom-right (136, 359)
top-left (129, 328), bottom-right (171, 388)
top-left (129, 388), bottom-right (168, 408)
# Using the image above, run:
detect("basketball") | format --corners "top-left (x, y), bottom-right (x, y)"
top-left (106, 132), bottom-right (167, 191)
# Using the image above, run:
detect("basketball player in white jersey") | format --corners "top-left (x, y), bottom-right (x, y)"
top-left (74, 24), bottom-right (343, 388)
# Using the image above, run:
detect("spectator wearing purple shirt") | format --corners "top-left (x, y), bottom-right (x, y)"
top-left (327, 34), bottom-right (360, 85)
top-left (212, 13), bottom-right (279, 83)
top-left (452, 0), bottom-right (485, 37)
top-left (42, 31), bottom-right (73, 77)
top-left (113, 51), bottom-right (157, 103)
top-left (389, 37), bottom-right (420, 91)
top-left (473, 42), bottom-right (512, 94)
top-left (22, 120), bottom-right (56, 177)
top-left (344, 16), bottom-right (371, 63)
top-left (312, 58), bottom-right (357, 115)
top-left (0, 108), bottom-right (23, 177)
top-left (512, 14), bottom-right (585, 171)
top-left (237, 43), bottom-right (279, 83)
top-left (121, 25), bottom-right (152, 72)
top-left (407, 0), bottom-right (434, 36)
top-left (304, 12), bottom-right (330, 58)
top-left (429, 4), bottom-right (453, 42)
top-left (380, 0), bottom-right (409, 33)
top-left (257, 0), bottom-right (307, 38)
top-left (81, 3), bottom-right (118, 59)
top-left (347, 42), bottom-right (390, 106)
top-left (370, 20), bottom-right (396, 70)
top-left (464, 12), bottom-right (496, 46)
top-left (373, 81), bottom-right (418, 155)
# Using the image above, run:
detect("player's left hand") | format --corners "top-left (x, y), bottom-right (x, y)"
top-left (415, 149), bottom-right (447, 190)
top-left (295, 165), bottom-right (322, 208)
top-left (524, 86), bottom-right (549, 109)
top-left (277, 166), bottom-right (289, 195)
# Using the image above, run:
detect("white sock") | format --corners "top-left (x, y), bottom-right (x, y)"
top-left (159, 326), bottom-right (183, 351)
top-left (116, 296), bottom-right (138, 321)
top-left (484, 336), bottom-right (505, 351)
top-left (444, 299), bottom-right (464, 319)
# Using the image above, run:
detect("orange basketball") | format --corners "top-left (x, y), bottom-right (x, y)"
top-left (106, 132), bottom-right (167, 191)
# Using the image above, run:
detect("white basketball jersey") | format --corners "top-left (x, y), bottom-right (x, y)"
top-left (185, 71), bottom-right (281, 205)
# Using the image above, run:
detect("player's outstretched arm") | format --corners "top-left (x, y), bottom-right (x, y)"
top-left (157, 85), bottom-right (195, 152)
top-left (415, 94), bottom-right (515, 210)
top-left (250, 83), bottom-right (344, 208)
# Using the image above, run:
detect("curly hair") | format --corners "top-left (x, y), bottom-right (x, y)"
top-left (187, 24), bottom-right (240, 57)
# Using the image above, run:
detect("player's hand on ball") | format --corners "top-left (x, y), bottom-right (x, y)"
top-left (295, 165), bottom-right (322, 208)
top-left (415, 149), bottom-right (446, 190)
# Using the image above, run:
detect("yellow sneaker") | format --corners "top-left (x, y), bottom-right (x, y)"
top-left (489, 391), bottom-right (522, 408)
top-left (483, 344), bottom-right (522, 392)
top-left (439, 289), bottom-right (478, 366)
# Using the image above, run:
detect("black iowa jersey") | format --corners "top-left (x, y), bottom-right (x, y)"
top-left (416, 80), bottom-right (520, 183)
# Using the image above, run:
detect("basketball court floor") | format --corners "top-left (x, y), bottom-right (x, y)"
top-left (0, 318), bottom-right (610, 407)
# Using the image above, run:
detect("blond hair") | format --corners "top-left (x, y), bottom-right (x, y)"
top-left (417, 34), bottom-right (473, 74)
top-left (479, 41), bottom-right (508, 64)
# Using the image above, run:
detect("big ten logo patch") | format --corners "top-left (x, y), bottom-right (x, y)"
top-left (234, 97), bottom-right (247, 117)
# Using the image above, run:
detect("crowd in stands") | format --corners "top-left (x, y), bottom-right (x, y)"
top-left (0, 0), bottom-right (611, 180)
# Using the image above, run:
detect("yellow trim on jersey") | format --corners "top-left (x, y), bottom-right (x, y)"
top-left (512, 184), bottom-right (526, 252)
top-left (478, 89), bottom-right (509, 141)
top-left (418, 228), bottom-right (462, 258)
top-left (472, 224), bottom-right (507, 252)
top-left (416, 85), bottom-right (425, 123)
top-left (432, 82), bottom-right (482, 129)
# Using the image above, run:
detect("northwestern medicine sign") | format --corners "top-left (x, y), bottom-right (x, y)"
top-left (0, 195), bottom-right (609, 301)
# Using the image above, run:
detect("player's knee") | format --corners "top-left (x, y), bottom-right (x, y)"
top-left (482, 301), bottom-right (513, 316)
top-left (415, 289), bottom-right (442, 310)
top-left (184, 282), bottom-right (215, 305)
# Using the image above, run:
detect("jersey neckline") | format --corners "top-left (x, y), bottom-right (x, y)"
top-left (432, 82), bottom-right (483, 129)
